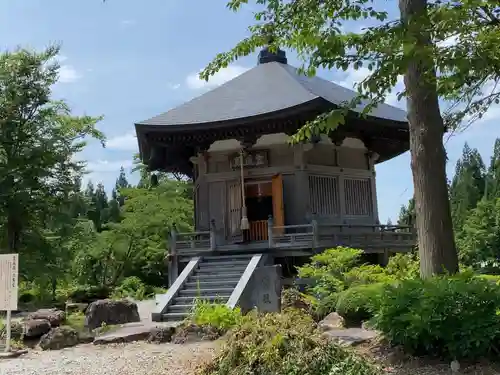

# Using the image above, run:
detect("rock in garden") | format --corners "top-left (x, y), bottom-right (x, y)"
top-left (28, 308), bottom-right (66, 327)
top-left (39, 326), bottom-right (79, 350)
top-left (77, 330), bottom-right (95, 344)
top-left (23, 319), bottom-right (51, 338)
top-left (65, 302), bottom-right (88, 314)
top-left (0, 320), bottom-right (23, 340)
top-left (318, 312), bottom-right (345, 331)
top-left (84, 299), bottom-right (140, 330)
top-left (147, 326), bottom-right (175, 344)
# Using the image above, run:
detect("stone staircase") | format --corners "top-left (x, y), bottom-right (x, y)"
top-left (160, 254), bottom-right (253, 322)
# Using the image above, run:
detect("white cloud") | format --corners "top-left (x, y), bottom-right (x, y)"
top-left (168, 82), bottom-right (181, 90)
top-left (121, 19), bottom-right (136, 26)
top-left (186, 65), bottom-right (249, 90)
top-left (86, 159), bottom-right (133, 173)
top-left (333, 67), bottom-right (406, 109)
top-left (107, 132), bottom-right (138, 151)
top-left (58, 65), bottom-right (82, 83)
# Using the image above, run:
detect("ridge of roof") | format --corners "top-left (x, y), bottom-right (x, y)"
top-left (137, 61), bottom-right (407, 127)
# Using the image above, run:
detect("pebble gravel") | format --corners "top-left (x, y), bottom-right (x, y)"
top-left (0, 341), bottom-right (218, 375)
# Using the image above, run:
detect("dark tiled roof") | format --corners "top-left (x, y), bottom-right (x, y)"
top-left (137, 62), bottom-right (407, 127)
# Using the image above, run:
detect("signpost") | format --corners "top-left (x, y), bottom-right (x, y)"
top-left (0, 254), bottom-right (19, 353)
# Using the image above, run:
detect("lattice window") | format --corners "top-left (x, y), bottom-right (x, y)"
top-left (344, 178), bottom-right (373, 216)
top-left (309, 175), bottom-right (340, 216)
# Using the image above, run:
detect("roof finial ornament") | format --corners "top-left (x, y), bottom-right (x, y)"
top-left (257, 34), bottom-right (287, 65)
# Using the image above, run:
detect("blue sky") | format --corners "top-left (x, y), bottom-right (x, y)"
top-left (1, 0), bottom-right (498, 222)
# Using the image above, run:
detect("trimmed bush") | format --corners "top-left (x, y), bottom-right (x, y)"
top-left (373, 275), bottom-right (500, 359)
top-left (335, 283), bottom-right (385, 326)
top-left (199, 308), bottom-right (381, 375)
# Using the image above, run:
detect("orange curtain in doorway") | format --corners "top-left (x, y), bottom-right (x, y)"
top-left (272, 174), bottom-right (285, 234)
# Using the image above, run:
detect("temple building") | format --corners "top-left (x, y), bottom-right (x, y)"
top-left (135, 47), bottom-right (416, 322)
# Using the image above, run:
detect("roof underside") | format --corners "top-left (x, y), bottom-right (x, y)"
top-left (137, 62), bottom-right (407, 127)
top-left (135, 59), bottom-right (410, 174)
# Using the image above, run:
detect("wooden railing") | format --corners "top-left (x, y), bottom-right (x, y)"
top-left (168, 219), bottom-right (417, 257)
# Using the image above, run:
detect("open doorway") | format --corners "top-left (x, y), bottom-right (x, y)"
top-left (245, 181), bottom-right (273, 241)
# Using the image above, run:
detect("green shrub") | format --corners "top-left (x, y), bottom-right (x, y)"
top-left (199, 308), bottom-right (381, 375)
top-left (385, 252), bottom-right (420, 280)
top-left (373, 275), bottom-right (500, 359)
top-left (190, 300), bottom-right (242, 332)
top-left (297, 247), bottom-right (364, 314)
top-left (477, 274), bottom-right (500, 285)
top-left (343, 264), bottom-right (394, 287)
top-left (112, 276), bottom-right (147, 300)
top-left (335, 283), bottom-right (385, 326)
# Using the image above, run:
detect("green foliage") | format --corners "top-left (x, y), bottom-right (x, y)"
top-left (343, 264), bottom-right (393, 287)
top-left (373, 275), bottom-right (500, 359)
top-left (385, 252), bottom-right (420, 280)
top-left (111, 276), bottom-right (147, 300)
top-left (199, 309), bottom-right (381, 375)
top-left (335, 283), bottom-right (385, 326)
top-left (297, 247), bottom-right (363, 305)
top-left (297, 247), bottom-right (399, 315)
top-left (457, 198), bottom-right (500, 267)
top-left (67, 285), bottom-right (111, 304)
top-left (190, 300), bottom-right (242, 332)
top-left (66, 311), bottom-right (85, 331)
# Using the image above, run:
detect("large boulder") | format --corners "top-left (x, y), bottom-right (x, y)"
top-left (23, 319), bottom-right (51, 338)
top-left (318, 312), bottom-right (345, 332)
top-left (66, 302), bottom-right (88, 315)
top-left (39, 326), bottom-right (79, 350)
top-left (84, 299), bottom-right (140, 330)
top-left (0, 320), bottom-right (23, 340)
top-left (28, 308), bottom-right (65, 327)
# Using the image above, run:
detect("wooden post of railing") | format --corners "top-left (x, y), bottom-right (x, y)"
top-left (168, 223), bottom-right (179, 287)
top-left (210, 219), bottom-right (217, 251)
top-left (311, 219), bottom-right (318, 249)
top-left (268, 215), bottom-right (274, 248)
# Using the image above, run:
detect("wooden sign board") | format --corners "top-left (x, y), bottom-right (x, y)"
top-left (230, 150), bottom-right (269, 169)
top-left (0, 254), bottom-right (18, 311)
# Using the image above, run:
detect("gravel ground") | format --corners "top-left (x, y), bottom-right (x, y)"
top-left (0, 341), bottom-right (219, 375)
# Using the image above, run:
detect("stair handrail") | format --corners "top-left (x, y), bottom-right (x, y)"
top-left (226, 254), bottom-right (263, 310)
top-left (151, 256), bottom-right (202, 322)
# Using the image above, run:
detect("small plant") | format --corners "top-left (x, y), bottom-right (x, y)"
top-left (373, 274), bottom-right (500, 359)
top-left (111, 276), bottom-right (147, 300)
top-left (66, 311), bottom-right (86, 331)
top-left (190, 299), bottom-right (242, 332)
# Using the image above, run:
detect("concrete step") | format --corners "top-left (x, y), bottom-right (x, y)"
top-left (173, 295), bottom-right (230, 304)
top-left (202, 254), bottom-right (254, 261)
top-left (195, 265), bottom-right (247, 274)
top-left (162, 312), bottom-right (189, 321)
top-left (185, 280), bottom-right (238, 289)
top-left (167, 304), bottom-right (194, 313)
top-left (189, 273), bottom-right (243, 281)
top-left (199, 260), bottom-right (250, 267)
top-left (179, 288), bottom-right (234, 297)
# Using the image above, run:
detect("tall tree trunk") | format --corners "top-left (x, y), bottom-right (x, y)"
top-left (399, 0), bottom-right (459, 277)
